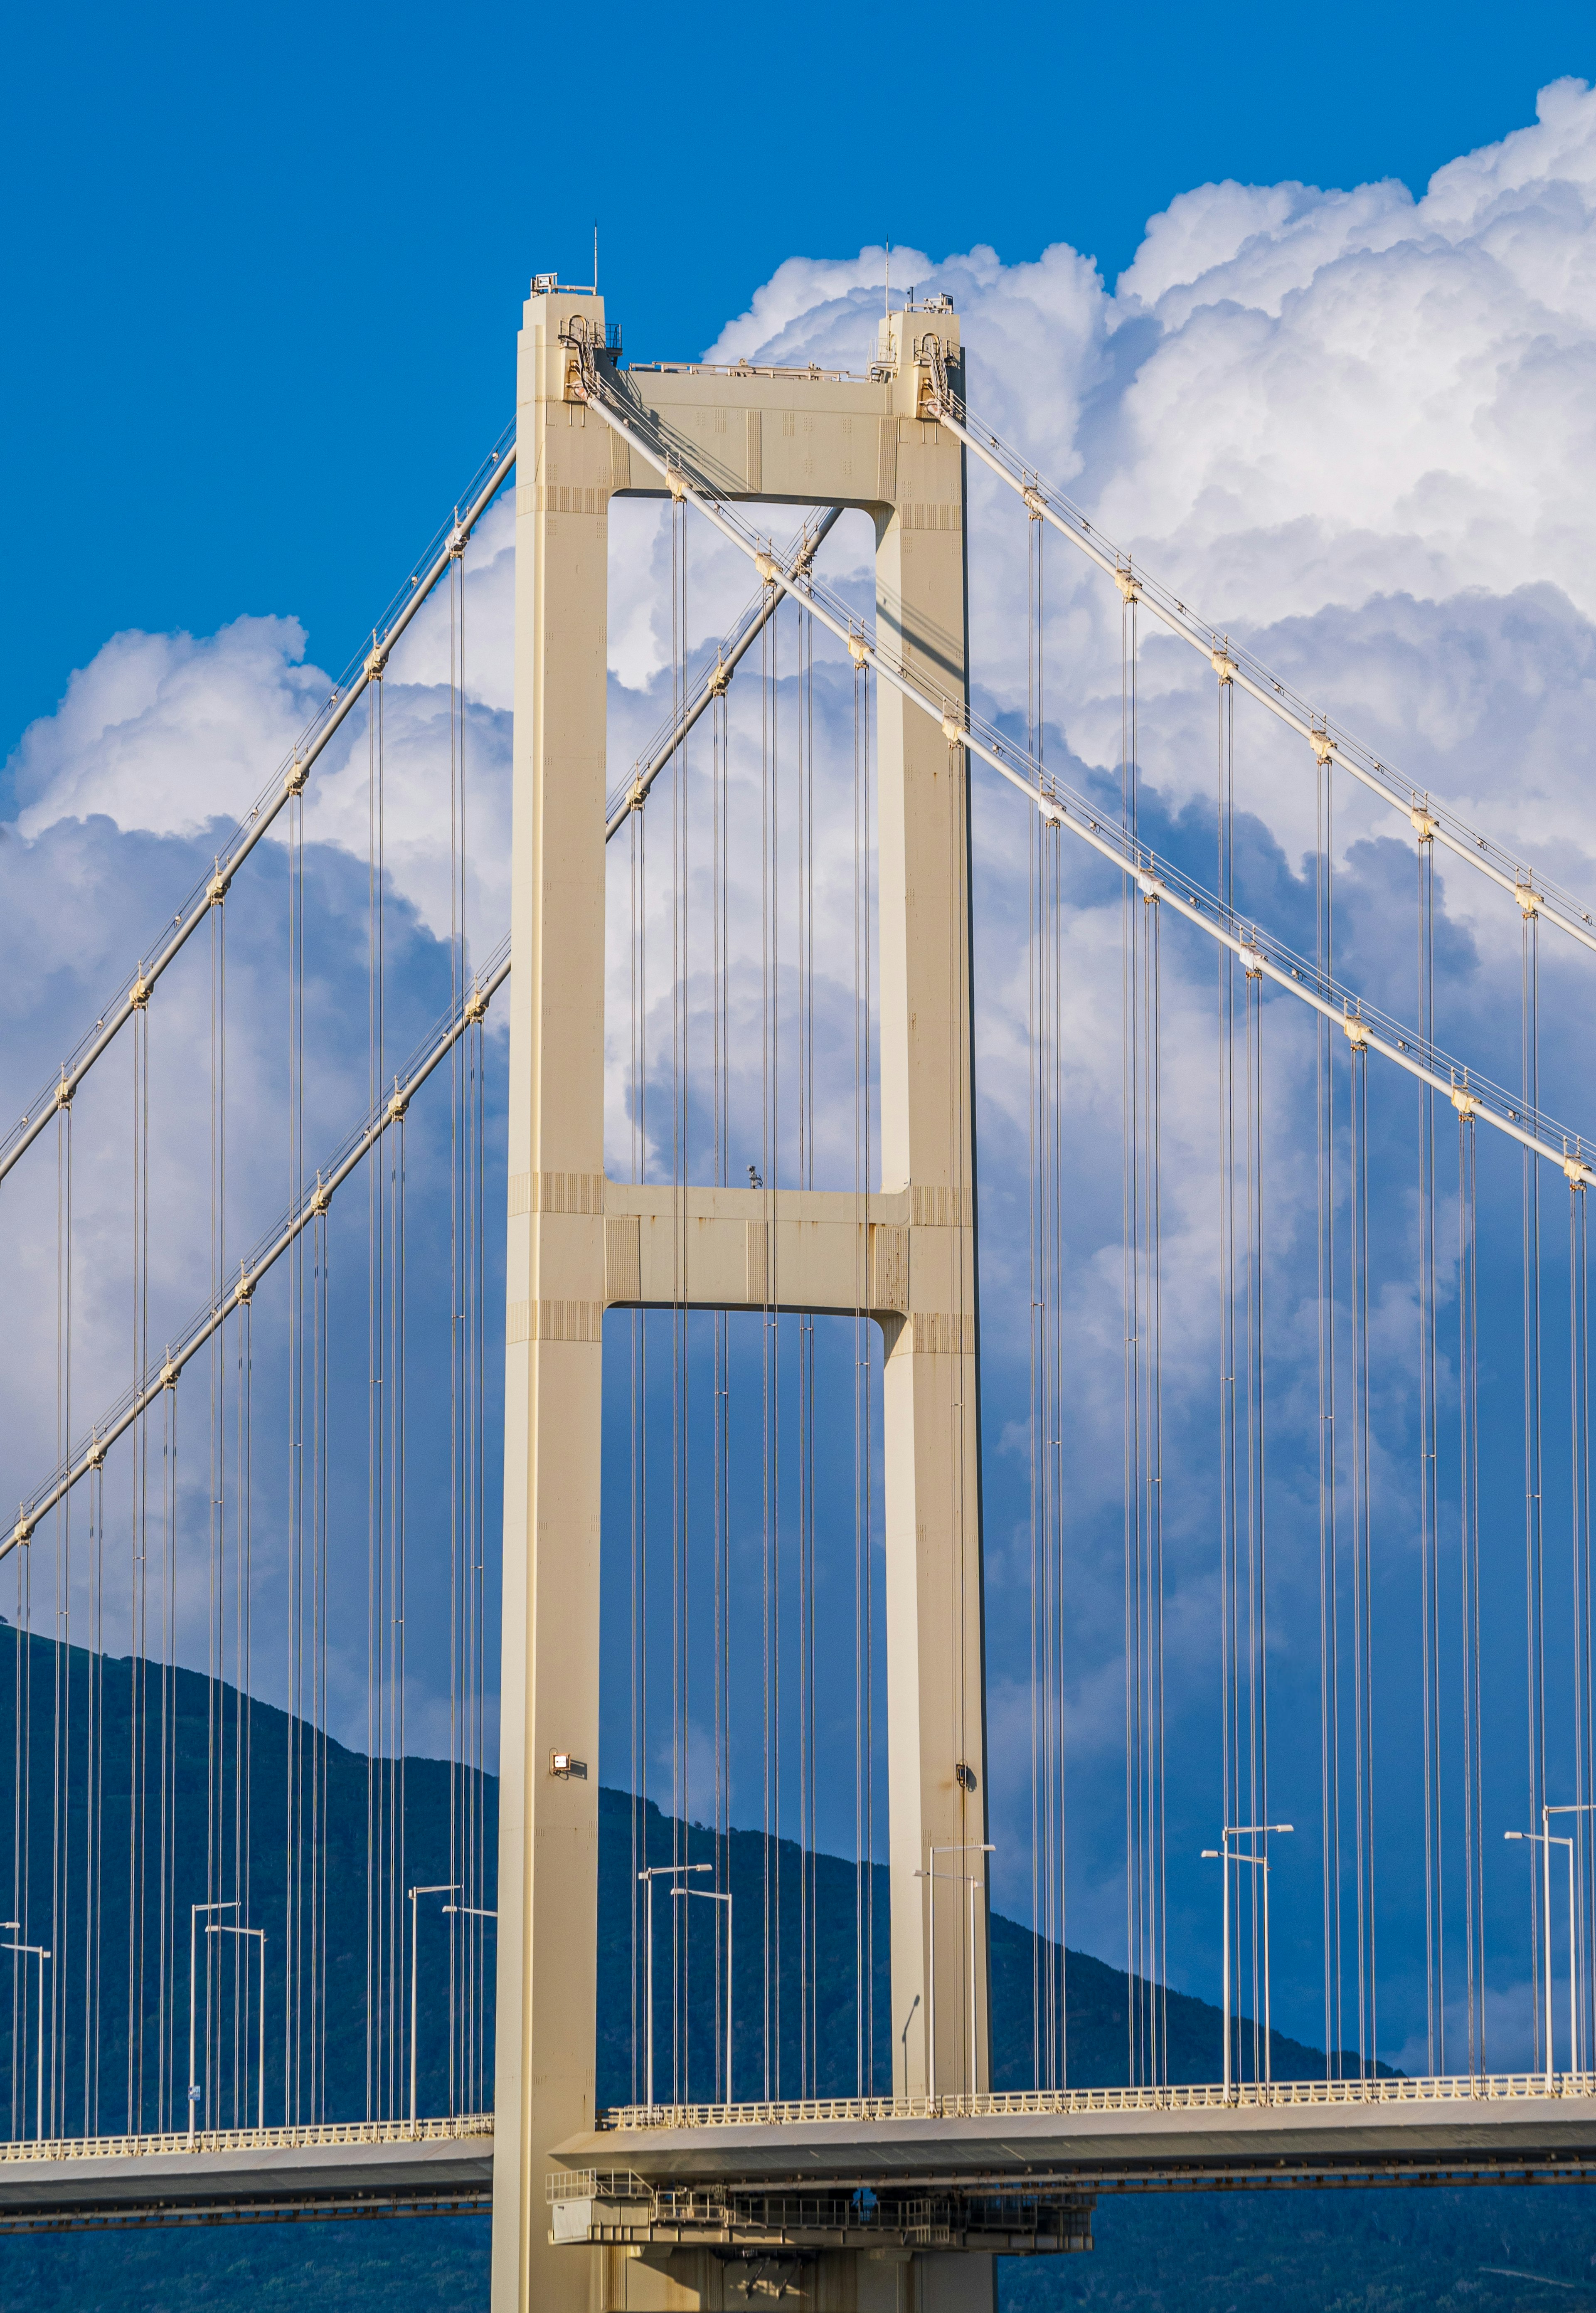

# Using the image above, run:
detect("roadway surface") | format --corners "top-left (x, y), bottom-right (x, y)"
top-left (558, 2079), bottom-right (1596, 2194)
top-left (0, 2116), bottom-right (494, 2231)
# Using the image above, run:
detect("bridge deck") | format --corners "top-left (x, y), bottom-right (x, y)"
top-left (558, 2076), bottom-right (1596, 2194)
top-left (0, 2116), bottom-right (494, 2231)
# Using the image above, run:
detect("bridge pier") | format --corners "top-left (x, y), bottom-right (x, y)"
top-left (495, 280), bottom-right (992, 2313)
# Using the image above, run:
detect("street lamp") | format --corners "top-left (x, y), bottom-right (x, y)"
top-left (672, 1885), bottom-right (734, 2106)
top-left (407, 1884), bottom-right (460, 2131)
top-left (1545, 1804), bottom-right (1596, 2078)
top-left (637, 1865), bottom-right (709, 2109)
top-left (916, 1844), bottom-right (995, 2101)
top-left (1201, 1823), bottom-right (1293, 2094)
top-left (1507, 1811), bottom-right (1584, 2091)
top-left (188, 1901), bottom-right (236, 2144)
top-left (440, 1905), bottom-right (497, 2119)
top-left (0, 1931), bottom-right (49, 2142)
top-left (206, 1923), bottom-right (266, 2131)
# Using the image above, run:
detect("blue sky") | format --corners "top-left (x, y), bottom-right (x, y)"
top-left (0, 0), bottom-right (1591, 783)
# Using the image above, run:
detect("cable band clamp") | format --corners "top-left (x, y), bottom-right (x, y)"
top-left (11, 1517), bottom-right (32, 1549)
top-left (1344, 1015), bottom-right (1370, 1049)
top-left (1565, 1155), bottom-right (1596, 1190)
top-left (1022, 486), bottom-right (1047, 521)
top-left (285, 756), bottom-right (309, 797)
top-left (1515, 883), bottom-right (1542, 919)
top-left (1309, 727), bottom-right (1335, 766)
top-left (364, 640), bottom-right (388, 681)
top-left (941, 710), bottom-right (966, 746)
top-left (847, 633), bottom-right (869, 670)
top-left (1410, 806), bottom-right (1437, 842)
top-left (1237, 944), bottom-right (1266, 977)
top-left (1212, 650), bottom-right (1237, 685)
top-left (464, 984), bottom-right (489, 1025)
top-left (1451, 1086), bottom-right (1480, 1119)
top-left (1114, 567), bottom-right (1141, 604)
top-left (1137, 872), bottom-right (1165, 904)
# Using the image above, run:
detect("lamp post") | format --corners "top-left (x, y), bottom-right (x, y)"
top-left (1201, 1823), bottom-right (1293, 2094)
top-left (0, 1933), bottom-right (49, 2142)
top-left (407, 1884), bottom-right (460, 2131)
top-left (440, 1905), bottom-right (497, 2118)
top-left (1544, 1803), bottom-right (1596, 2077)
top-left (1507, 1816), bottom-right (1582, 2090)
top-left (188, 1901), bottom-right (236, 2144)
top-left (207, 1924), bottom-right (266, 2131)
top-left (917, 1844), bottom-right (995, 2101)
top-left (637, 1865), bottom-right (709, 2109)
top-left (673, 1884), bottom-right (734, 2107)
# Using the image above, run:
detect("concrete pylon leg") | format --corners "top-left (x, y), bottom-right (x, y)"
top-left (492, 284), bottom-right (613, 2313)
top-left (874, 368), bottom-right (991, 2122)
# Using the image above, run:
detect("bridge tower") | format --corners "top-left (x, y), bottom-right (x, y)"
top-left (493, 281), bottom-right (991, 2313)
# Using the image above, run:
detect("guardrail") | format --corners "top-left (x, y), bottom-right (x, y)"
top-left (605, 2073), bottom-right (1596, 2131)
top-left (0, 2113), bottom-right (493, 2164)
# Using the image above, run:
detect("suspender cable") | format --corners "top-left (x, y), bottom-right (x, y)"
top-left (1314, 731), bottom-right (1342, 2079)
top-left (1573, 1177), bottom-right (1594, 2068)
top-left (1121, 578), bottom-right (1142, 2083)
top-left (1349, 1020), bottom-right (1376, 2073)
top-left (1459, 1102), bottom-right (1485, 2076)
top-left (1417, 819), bottom-right (1444, 2074)
top-left (1524, 910), bottom-right (1548, 2069)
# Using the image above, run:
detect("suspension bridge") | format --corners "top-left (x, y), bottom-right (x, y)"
top-left (4, 275), bottom-right (1596, 2310)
